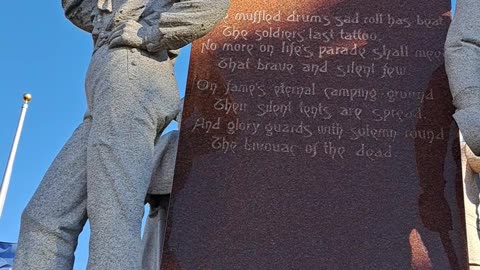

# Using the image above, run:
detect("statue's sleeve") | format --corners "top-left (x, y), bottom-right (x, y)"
top-left (144, 0), bottom-right (230, 52)
top-left (62, 0), bottom-right (96, 33)
top-left (445, 0), bottom-right (480, 154)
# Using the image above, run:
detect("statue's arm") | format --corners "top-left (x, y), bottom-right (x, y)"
top-left (62, 0), bottom-right (96, 33)
top-left (108, 0), bottom-right (229, 51)
top-left (143, 0), bottom-right (230, 52)
top-left (445, 0), bottom-right (480, 154)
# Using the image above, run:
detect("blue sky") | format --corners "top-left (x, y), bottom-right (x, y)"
top-left (0, 1), bottom-right (456, 269)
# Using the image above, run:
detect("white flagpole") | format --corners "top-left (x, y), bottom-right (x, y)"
top-left (0, 93), bottom-right (32, 219)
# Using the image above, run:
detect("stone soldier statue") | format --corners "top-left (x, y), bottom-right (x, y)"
top-left (445, 0), bottom-right (480, 155)
top-left (13, 0), bottom-right (229, 269)
top-left (142, 113), bottom-right (181, 270)
top-left (141, 98), bottom-right (182, 270)
top-left (445, 0), bottom-right (480, 266)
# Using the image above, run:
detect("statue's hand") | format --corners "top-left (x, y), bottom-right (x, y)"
top-left (108, 20), bottom-right (146, 49)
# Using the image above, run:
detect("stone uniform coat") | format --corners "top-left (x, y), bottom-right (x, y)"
top-left (445, 0), bottom-right (480, 155)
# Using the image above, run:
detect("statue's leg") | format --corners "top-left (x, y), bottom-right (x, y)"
top-left (142, 195), bottom-right (170, 270)
top-left (85, 46), bottom-right (179, 269)
top-left (14, 117), bottom-right (91, 270)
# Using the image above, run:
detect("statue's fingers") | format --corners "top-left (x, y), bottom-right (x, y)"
top-left (108, 30), bottom-right (123, 44)
top-left (123, 28), bottom-right (136, 37)
top-left (129, 36), bottom-right (143, 47)
top-left (123, 36), bottom-right (142, 48)
top-left (108, 36), bottom-right (124, 48)
top-left (110, 23), bottom-right (127, 34)
top-left (124, 20), bottom-right (142, 28)
top-left (123, 20), bottom-right (136, 26)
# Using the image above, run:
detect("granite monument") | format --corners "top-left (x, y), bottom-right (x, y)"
top-left (163, 0), bottom-right (469, 269)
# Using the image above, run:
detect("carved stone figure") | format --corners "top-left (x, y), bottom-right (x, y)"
top-left (445, 2), bottom-right (480, 267)
top-left (142, 100), bottom-right (181, 270)
top-left (445, 0), bottom-right (480, 155)
top-left (13, 1), bottom-right (229, 269)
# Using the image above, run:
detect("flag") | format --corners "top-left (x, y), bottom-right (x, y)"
top-left (0, 242), bottom-right (16, 270)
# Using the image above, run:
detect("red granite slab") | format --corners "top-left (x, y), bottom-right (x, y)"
top-left (161, 1), bottom-right (468, 269)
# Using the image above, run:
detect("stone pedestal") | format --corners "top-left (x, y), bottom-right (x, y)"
top-left (161, 1), bottom-right (469, 269)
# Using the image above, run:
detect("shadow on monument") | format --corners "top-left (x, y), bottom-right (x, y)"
top-left (156, 0), bottom-right (468, 269)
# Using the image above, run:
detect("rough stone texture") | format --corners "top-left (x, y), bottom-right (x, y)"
top-left (461, 141), bottom-right (480, 268)
top-left (143, 100), bottom-right (182, 270)
top-left (14, 0), bottom-right (229, 269)
top-left (143, 195), bottom-right (170, 270)
top-left (445, 0), bottom-right (480, 156)
top-left (148, 130), bottom-right (180, 195)
top-left (163, 0), bottom-right (469, 269)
